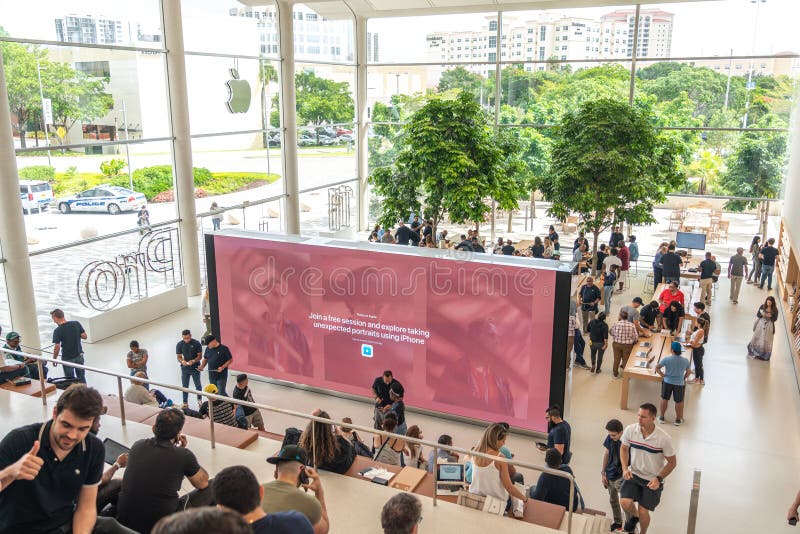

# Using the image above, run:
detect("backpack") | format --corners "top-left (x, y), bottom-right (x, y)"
top-left (46, 377), bottom-right (83, 390)
top-left (349, 432), bottom-right (373, 458)
top-left (282, 427), bottom-right (302, 449)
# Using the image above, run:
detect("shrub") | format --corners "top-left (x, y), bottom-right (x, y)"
top-left (111, 165), bottom-right (215, 200)
top-left (18, 166), bottom-right (55, 182)
top-left (100, 159), bottom-right (126, 178)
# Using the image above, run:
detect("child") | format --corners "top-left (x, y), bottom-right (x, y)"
top-left (602, 419), bottom-right (626, 531)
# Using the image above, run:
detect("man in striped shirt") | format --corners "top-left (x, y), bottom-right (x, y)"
top-left (610, 310), bottom-right (639, 378)
top-left (619, 403), bottom-right (677, 534)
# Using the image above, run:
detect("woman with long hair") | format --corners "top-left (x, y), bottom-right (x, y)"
top-left (747, 236), bottom-right (762, 284)
top-left (531, 236), bottom-right (545, 259)
top-left (687, 317), bottom-right (707, 385)
top-left (425, 234), bottom-right (436, 248)
top-left (748, 296), bottom-right (779, 361)
top-left (543, 237), bottom-right (554, 259)
top-left (405, 425), bottom-right (427, 470)
top-left (299, 410), bottom-right (355, 474)
top-left (373, 412), bottom-right (406, 466)
top-left (469, 423), bottom-right (528, 509)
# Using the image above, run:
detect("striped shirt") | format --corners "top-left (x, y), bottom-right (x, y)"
top-left (610, 320), bottom-right (639, 345)
top-left (622, 423), bottom-right (675, 479)
top-left (568, 315), bottom-right (577, 337)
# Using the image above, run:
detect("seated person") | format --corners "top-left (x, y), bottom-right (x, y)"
top-left (0, 358), bottom-right (27, 384)
top-left (639, 300), bottom-right (661, 332)
top-left (658, 281), bottom-right (685, 313)
top-left (426, 434), bottom-right (459, 473)
top-left (2, 331), bottom-right (45, 379)
top-left (199, 384), bottom-right (243, 428)
top-left (373, 413), bottom-right (406, 466)
top-left (661, 301), bottom-right (685, 334)
top-left (529, 448), bottom-right (583, 512)
top-left (298, 410), bottom-right (355, 474)
top-left (338, 417), bottom-right (372, 458)
top-left (124, 372), bottom-right (171, 407)
top-left (497, 422), bottom-right (524, 485)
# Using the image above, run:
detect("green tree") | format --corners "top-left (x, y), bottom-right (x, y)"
top-left (99, 159), bottom-right (126, 178)
top-left (719, 127), bottom-right (788, 237)
top-left (369, 92), bottom-right (525, 234)
top-left (686, 150), bottom-right (723, 195)
top-left (1, 37), bottom-right (47, 148)
top-left (540, 99), bottom-right (686, 274)
top-left (438, 66), bottom-right (485, 103)
top-left (42, 61), bottom-right (113, 144)
top-left (295, 70), bottom-right (354, 125)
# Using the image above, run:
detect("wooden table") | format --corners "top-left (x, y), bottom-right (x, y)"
top-left (654, 282), bottom-right (702, 329)
top-left (0, 380), bottom-right (56, 397)
top-left (678, 255), bottom-right (703, 281)
top-left (343, 455), bottom-right (567, 530)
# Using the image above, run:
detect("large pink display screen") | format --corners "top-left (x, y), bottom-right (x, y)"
top-left (211, 234), bottom-right (563, 432)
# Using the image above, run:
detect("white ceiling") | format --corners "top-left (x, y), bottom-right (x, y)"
top-left (301, 0), bottom-right (710, 19)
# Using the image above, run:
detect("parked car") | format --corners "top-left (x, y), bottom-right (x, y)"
top-left (19, 180), bottom-right (54, 214)
top-left (338, 134), bottom-right (354, 143)
top-left (57, 185), bottom-right (147, 215)
top-left (298, 133), bottom-right (316, 147)
top-left (336, 127), bottom-right (353, 136)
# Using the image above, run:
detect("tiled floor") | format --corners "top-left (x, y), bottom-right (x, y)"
top-left (33, 263), bottom-right (800, 534)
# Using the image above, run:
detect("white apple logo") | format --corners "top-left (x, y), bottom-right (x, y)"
top-left (226, 68), bottom-right (251, 114)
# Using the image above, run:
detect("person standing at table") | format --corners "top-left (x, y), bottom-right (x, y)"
top-left (198, 335), bottom-right (233, 396)
top-left (747, 296), bottom-right (779, 361)
top-left (698, 252), bottom-right (718, 306)
top-left (659, 245), bottom-right (683, 285)
top-left (657, 342), bottom-right (692, 425)
top-left (686, 318), bottom-right (707, 386)
top-left (758, 238), bottom-right (779, 290)
top-left (372, 370), bottom-right (400, 429)
top-left (747, 235), bottom-right (762, 284)
top-left (728, 247), bottom-right (749, 304)
top-left (652, 243), bottom-right (668, 292)
top-left (610, 310), bottom-right (639, 378)
top-left (658, 281), bottom-right (685, 314)
top-left (602, 265), bottom-right (618, 314)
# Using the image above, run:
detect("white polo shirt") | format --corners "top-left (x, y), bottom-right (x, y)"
top-left (622, 423), bottom-right (675, 480)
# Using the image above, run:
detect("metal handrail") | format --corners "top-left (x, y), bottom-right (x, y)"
top-left (28, 219), bottom-right (182, 257)
top-left (2, 348), bottom-right (576, 533)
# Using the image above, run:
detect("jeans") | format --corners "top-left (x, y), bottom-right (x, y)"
top-left (759, 264), bottom-right (775, 289)
top-left (62, 355), bottom-right (86, 382)
top-left (603, 285), bottom-right (614, 312)
top-left (212, 217), bottom-right (221, 230)
top-left (590, 342), bottom-right (605, 370)
top-left (730, 275), bottom-right (744, 301)
top-left (181, 367), bottom-right (203, 404)
top-left (693, 346), bottom-right (705, 381)
top-left (749, 256), bottom-right (761, 282)
top-left (653, 268), bottom-right (663, 291)
top-left (573, 329), bottom-right (587, 366)
top-left (208, 369), bottom-right (229, 396)
top-left (607, 477), bottom-right (626, 526)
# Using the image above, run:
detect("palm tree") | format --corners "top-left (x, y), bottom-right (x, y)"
top-left (259, 59), bottom-right (278, 148)
top-left (687, 150), bottom-right (722, 196)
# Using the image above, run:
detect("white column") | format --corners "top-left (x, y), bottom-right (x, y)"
top-left (0, 48), bottom-right (41, 350)
top-left (356, 16), bottom-right (369, 231)
top-left (162, 0), bottom-right (200, 296)
top-left (277, 0), bottom-right (300, 234)
top-left (782, 104), bottom-right (800, 251)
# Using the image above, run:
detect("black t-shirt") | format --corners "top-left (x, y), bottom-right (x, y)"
top-left (0, 421), bottom-right (104, 533)
top-left (501, 245), bottom-right (515, 256)
top-left (660, 252), bottom-right (683, 278)
top-left (422, 225), bottom-right (432, 238)
top-left (595, 251), bottom-right (608, 270)
top-left (546, 420), bottom-right (572, 464)
top-left (232, 385), bottom-right (256, 415)
top-left (640, 304), bottom-right (660, 326)
top-left (531, 244), bottom-right (544, 258)
top-left (318, 435), bottom-right (356, 475)
top-left (395, 225), bottom-right (412, 245)
top-left (588, 320), bottom-right (609, 344)
top-left (176, 339), bottom-right (203, 369)
top-left (760, 246), bottom-right (779, 266)
top-left (52, 321), bottom-right (85, 359)
top-left (609, 232), bottom-right (625, 249)
top-left (548, 231), bottom-right (559, 243)
top-left (580, 285), bottom-right (602, 311)
top-left (372, 377), bottom-right (399, 407)
top-left (532, 465), bottom-right (579, 511)
top-left (455, 240), bottom-right (473, 252)
top-left (699, 259), bottom-right (717, 279)
top-left (117, 438), bottom-right (202, 534)
top-left (203, 343), bottom-right (233, 371)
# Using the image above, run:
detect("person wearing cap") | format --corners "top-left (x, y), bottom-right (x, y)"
top-left (2, 331), bottom-right (40, 380)
top-left (198, 334), bottom-right (234, 396)
top-left (117, 408), bottom-right (210, 533)
top-left (620, 297), bottom-right (650, 338)
top-left (262, 445), bottom-right (330, 534)
top-left (199, 384), bottom-right (241, 428)
top-left (0, 332), bottom-right (28, 384)
top-left (655, 342), bottom-right (692, 426)
top-left (728, 247), bottom-right (749, 304)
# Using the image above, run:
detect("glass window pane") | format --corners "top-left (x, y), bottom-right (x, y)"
top-left (181, 0), bottom-right (277, 57)
top-left (3, 44), bottom-right (170, 148)
top-left (0, 0), bottom-right (164, 49)
top-left (299, 179), bottom-right (357, 236)
top-left (294, 2), bottom-right (354, 64)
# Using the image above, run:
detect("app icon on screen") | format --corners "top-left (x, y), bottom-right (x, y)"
top-left (361, 344), bottom-right (374, 358)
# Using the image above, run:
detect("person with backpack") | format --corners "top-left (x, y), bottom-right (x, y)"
top-left (339, 417), bottom-right (373, 458)
top-left (373, 413), bottom-right (406, 466)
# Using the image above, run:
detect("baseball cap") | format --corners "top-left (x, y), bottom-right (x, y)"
top-left (5, 331), bottom-right (20, 341)
top-left (203, 384), bottom-right (218, 394)
top-left (267, 444), bottom-right (309, 465)
top-left (671, 341), bottom-right (683, 354)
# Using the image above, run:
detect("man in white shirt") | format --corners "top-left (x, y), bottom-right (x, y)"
top-left (619, 403), bottom-right (677, 534)
top-left (603, 247), bottom-right (622, 275)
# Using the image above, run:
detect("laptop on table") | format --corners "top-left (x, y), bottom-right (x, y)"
top-left (436, 462), bottom-right (466, 496)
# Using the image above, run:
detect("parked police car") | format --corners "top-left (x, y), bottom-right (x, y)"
top-left (19, 180), bottom-right (54, 214)
top-left (57, 185), bottom-right (147, 215)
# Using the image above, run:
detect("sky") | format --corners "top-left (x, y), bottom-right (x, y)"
top-left (1, 0), bottom-right (798, 61)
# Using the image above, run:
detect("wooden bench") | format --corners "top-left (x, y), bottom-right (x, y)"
top-left (179, 415), bottom-right (259, 450)
top-left (102, 394), bottom-right (163, 424)
top-left (0, 380), bottom-right (56, 398)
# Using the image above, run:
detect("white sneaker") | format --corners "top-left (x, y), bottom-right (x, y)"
top-left (657, 416), bottom-right (666, 424)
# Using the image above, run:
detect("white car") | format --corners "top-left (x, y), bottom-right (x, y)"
top-left (57, 185), bottom-right (147, 215)
top-left (19, 180), bottom-right (54, 214)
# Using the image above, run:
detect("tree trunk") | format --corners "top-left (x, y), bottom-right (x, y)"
top-left (507, 210), bottom-right (513, 233)
top-left (590, 230), bottom-right (600, 277)
top-left (759, 201), bottom-right (769, 239)
top-left (530, 189), bottom-right (536, 219)
top-left (19, 127), bottom-right (27, 149)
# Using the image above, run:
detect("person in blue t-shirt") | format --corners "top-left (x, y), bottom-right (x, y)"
top-left (656, 342), bottom-right (692, 425)
top-left (602, 419), bottom-right (627, 531)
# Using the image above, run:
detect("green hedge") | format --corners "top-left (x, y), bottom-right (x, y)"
top-left (110, 165), bottom-right (214, 200)
top-left (18, 166), bottom-right (55, 182)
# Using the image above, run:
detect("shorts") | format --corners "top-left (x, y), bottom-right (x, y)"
top-left (620, 474), bottom-right (663, 511)
top-left (245, 409), bottom-right (264, 428)
top-left (661, 382), bottom-right (686, 403)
